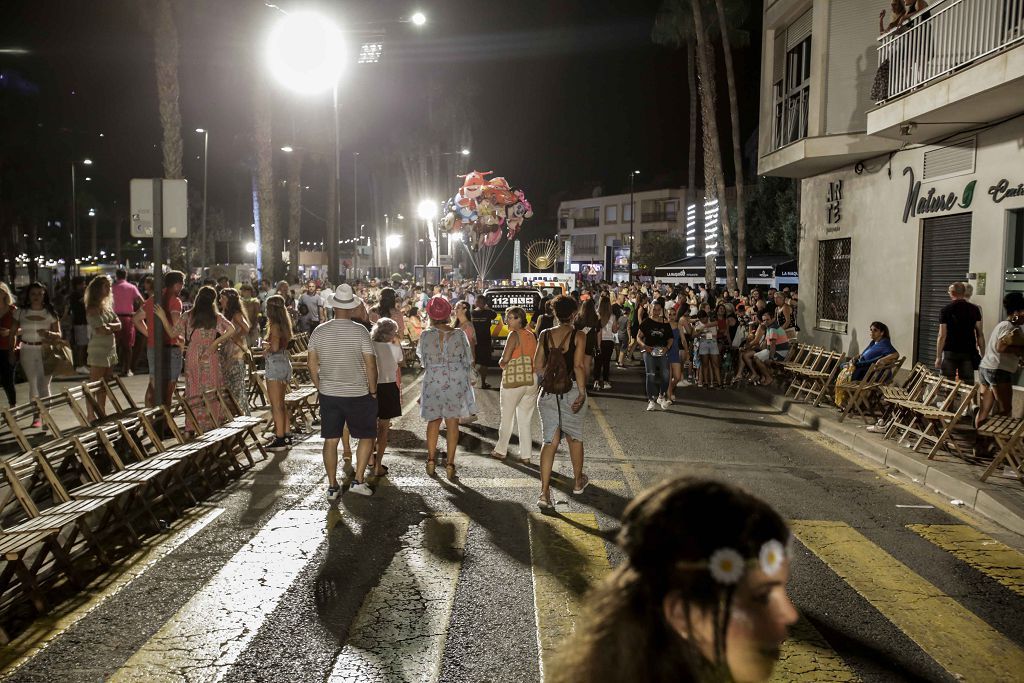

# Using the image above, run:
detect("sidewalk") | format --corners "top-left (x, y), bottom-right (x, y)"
top-left (750, 386), bottom-right (1024, 536)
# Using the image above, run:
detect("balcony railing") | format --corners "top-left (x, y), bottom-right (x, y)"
top-left (573, 217), bottom-right (600, 227)
top-left (876, 0), bottom-right (1024, 102)
top-left (641, 212), bottom-right (678, 223)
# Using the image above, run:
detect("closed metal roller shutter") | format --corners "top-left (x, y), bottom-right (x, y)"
top-left (915, 213), bottom-right (972, 364)
top-left (787, 10), bottom-right (812, 50)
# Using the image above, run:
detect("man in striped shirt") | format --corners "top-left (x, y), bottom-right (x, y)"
top-left (308, 284), bottom-right (379, 499)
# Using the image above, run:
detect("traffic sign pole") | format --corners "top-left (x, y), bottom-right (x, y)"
top-left (153, 178), bottom-right (165, 408)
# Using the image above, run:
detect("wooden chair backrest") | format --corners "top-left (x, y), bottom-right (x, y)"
top-left (0, 453), bottom-right (44, 519)
top-left (2, 403), bottom-right (41, 452)
top-left (33, 389), bottom-right (88, 436)
top-left (902, 363), bottom-right (932, 393)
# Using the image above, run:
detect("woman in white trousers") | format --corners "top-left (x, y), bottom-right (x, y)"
top-left (491, 307), bottom-right (539, 464)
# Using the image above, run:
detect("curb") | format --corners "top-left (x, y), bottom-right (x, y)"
top-left (750, 387), bottom-right (1024, 536)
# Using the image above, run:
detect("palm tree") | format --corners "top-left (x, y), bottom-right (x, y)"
top-left (252, 74), bottom-right (279, 281)
top-left (713, 0), bottom-right (750, 292)
top-left (150, 0), bottom-right (183, 180)
top-left (652, 3), bottom-right (699, 239)
top-left (690, 0), bottom-right (737, 292)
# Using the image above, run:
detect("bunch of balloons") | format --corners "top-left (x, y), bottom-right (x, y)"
top-left (442, 170), bottom-right (533, 250)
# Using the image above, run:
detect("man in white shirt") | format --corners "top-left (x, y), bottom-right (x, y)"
top-left (308, 284), bottom-right (379, 499)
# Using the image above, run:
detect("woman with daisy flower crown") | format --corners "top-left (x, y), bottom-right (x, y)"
top-left (550, 477), bottom-right (798, 683)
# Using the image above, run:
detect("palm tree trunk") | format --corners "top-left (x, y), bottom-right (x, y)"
top-left (686, 40), bottom-right (698, 251)
top-left (252, 75), bottom-right (279, 281)
top-left (286, 152), bottom-right (302, 281)
top-left (714, 0), bottom-right (747, 294)
top-left (153, 0), bottom-right (182, 180)
top-left (691, 0), bottom-right (737, 293)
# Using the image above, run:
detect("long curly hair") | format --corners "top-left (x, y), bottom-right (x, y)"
top-left (84, 275), bottom-right (112, 313)
top-left (548, 478), bottom-right (789, 683)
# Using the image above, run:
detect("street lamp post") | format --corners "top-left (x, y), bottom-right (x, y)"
top-left (417, 199), bottom-right (438, 285)
top-left (194, 128), bottom-right (209, 280)
top-left (627, 169), bottom-right (639, 281)
top-left (386, 234), bottom-right (401, 273)
top-left (70, 158), bottom-right (93, 277)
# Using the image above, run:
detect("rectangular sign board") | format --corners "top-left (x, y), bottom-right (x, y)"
top-left (130, 178), bottom-right (188, 238)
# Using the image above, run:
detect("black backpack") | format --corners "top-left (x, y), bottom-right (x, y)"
top-left (541, 329), bottom-right (573, 395)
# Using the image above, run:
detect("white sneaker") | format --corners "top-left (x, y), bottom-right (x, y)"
top-left (866, 424), bottom-right (887, 433)
top-left (126, 370), bottom-right (134, 377)
top-left (647, 400), bottom-right (657, 411)
top-left (349, 481), bottom-right (373, 496)
top-left (658, 397), bottom-right (670, 410)
top-left (593, 380), bottom-right (601, 391)
top-left (602, 382), bottom-right (612, 390)
top-left (75, 366), bottom-right (88, 375)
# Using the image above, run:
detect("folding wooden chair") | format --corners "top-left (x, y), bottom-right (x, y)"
top-left (0, 528), bottom-right (83, 625)
top-left (838, 356), bottom-right (906, 423)
top-left (978, 416), bottom-right (1024, 484)
top-left (789, 351), bottom-right (847, 406)
top-left (915, 382), bottom-right (978, 460)
top-left (2, 401), bottom-right (43, 452)
top-left (884, 377), bottom-right (959, 446)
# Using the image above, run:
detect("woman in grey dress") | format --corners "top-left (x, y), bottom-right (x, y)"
top-left (85, 275), bottom-right (121, 419)
top-left (417, 296), bottom-right (476, 479)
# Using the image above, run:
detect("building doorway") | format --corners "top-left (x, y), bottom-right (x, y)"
top-left (915, 212), bottom-right (972, 365)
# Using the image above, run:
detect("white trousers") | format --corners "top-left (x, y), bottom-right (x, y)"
top-left (19, 345), bottom-right (51, 400)
top-left (495, 381), bottom-right (539, 460)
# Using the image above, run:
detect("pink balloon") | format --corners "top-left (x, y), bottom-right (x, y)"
top-left (483, 228), bottom-right (502, 247)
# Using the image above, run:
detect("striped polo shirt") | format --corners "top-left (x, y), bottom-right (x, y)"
top-left (308, 319), bottom-right (374, 397)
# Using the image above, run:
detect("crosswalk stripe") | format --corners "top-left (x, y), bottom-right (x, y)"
top-left (0, 506), bottom-right (224, 677)
top-left (110, 507), bottom-right (329, 681)
top-left (793, 520), bottom-right (1024, 682)
top-left (528, 512), bottom-right (611, 680)
top-left (907, 524), bottom-right (1024, 598)
top-left (771, 616), bottom-right (860, 682)
top-left (327, 513), bottom-right (469, 682)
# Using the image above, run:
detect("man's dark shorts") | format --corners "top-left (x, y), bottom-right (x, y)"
top-left (319, 393), bottom-right (377, 439)
top-left (940, 351), bottom-right (975, 384)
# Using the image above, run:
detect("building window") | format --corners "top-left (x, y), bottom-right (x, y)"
top-left (623, 202), bottom-right (633, 222)
top-left (605, 205), bottom-right (618, 224)
top-left (573, 233), bottom-right (598, 255)
top-left (576, 207), bottom-right (599, 228)
top-left (774, 35), bottom-right (811, 150)
top-left (816, 238), bottom-right (851, 333)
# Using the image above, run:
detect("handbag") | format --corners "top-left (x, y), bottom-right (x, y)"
top-left (42, 341), bottom-right (73, 376)
top-left (502, 331), bottom-right (535, 389)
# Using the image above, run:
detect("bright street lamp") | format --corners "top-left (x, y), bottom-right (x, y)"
top-left (82, 158), bottom-right (93, 166)
top-left (280, 145), bottom-right (294, 153)
top-left (267, 10), bottom-right (347, 282)
top-left (461, 148), bottom-right (470, 156)
top-left (411, 11), bottom-right (427, 26)
top-left (266, 11), bottom-right (345, 95)
top-left (417, 199), bottom-right (440, 284)
top-left (245, 241), bottom-right (257, 254)
top-left (417, 199), bottom-right (437, 220)
top-left (385, 234), bottom-right (401, 271)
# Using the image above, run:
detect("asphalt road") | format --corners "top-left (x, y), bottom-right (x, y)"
top-left (2, 363), bottom-right (1023, 682)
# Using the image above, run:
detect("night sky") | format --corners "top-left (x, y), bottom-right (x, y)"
top-left (0, 0), bottom-right (762, 265)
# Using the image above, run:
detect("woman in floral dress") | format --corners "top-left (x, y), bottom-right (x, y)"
top-left (417, 296), bottom-right (476, 479)
top-left (158, 285), bottom-right (234, 433)
top-left (218, 288), bottom-right (251, 415)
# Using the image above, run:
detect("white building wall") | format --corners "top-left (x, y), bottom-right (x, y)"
top-left (797, 115), bottom-right (1024, 360)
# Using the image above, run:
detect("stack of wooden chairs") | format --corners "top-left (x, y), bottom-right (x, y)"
top-left (0, 380), bottom-right (265, 643)
top-left (772, 343), bottom-right (848, 407)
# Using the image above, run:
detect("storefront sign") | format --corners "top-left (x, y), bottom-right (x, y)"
top-left (825, 180), bottom-right (842, 233)
top-left (902, 166), bottom-right (976, 223)
top-left (988, 179), bottom-right (1024, 203)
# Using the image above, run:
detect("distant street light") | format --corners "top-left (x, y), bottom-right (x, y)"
top-left (280, 145), bottom-right (294, 153)
top-left (411, 11), bottom-right (427, 26)
top-left (83, 158), bottom-right (93, 165)
top-left (385, 234), bottom-right (401, 271)
top-left (461, 148), bottom-right (470, 156)
top-left (417, 199), bottom-right (439, 284)
top-left (245, 242), bottom-right (257, 254)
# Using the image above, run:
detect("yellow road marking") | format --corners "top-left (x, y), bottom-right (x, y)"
top-left (528, 512), bottom-right (611, 680)
top-left (0, 506), bottom-right (224, 676)
top-left (771, 616), bottom-right (860, 682)
top-left (328, 514), bottom-right (468, 682)
top-left (589, 399), bottom-right (643, 494)
top-left (907, 524), bottom-right (1024, 597)
top-left (111, 508), bottom-right (330, 681)
top-left (793, 520), bottom-right (1024, 682)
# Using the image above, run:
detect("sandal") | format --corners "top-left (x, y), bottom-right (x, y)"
top-left (537, 495), bottom-right (553, 510)
top-left (490, 451), bottom-right (508, 461)
top-left (445, 463), bottom-right (457, 480)
top-left (572, 474), bottom-right (591, 495)
top-left (373, 464), bottom-right (390, 476)
top-left (426, 458), bottom-right (436, 476)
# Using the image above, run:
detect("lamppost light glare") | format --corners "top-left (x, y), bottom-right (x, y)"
top-left (83, 158), bottom-right (93, 165)
top-left (461, 148), bottom-right (470, 156)
top-left (245, 242), bottom-right (257, 254)
top-left (411, 11), bottom-right (427, 26)
top-left (280, 145), bottom-right (294, 153)
top-left (195, 128), bottom-right (206, 133)
top-left (417, 199), bottom-right (437, 220)
top-left (266, 11), bottom-right (345, 95)
top-left (386, 234), bottom-right (402, 249)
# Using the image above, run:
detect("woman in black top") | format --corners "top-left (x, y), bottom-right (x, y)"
top-left (576, 298), bottom-right (600, 386)
top-left (533, 299), bottom-right (555, 337)
top-left (637, 299), bottom-right (675, 411)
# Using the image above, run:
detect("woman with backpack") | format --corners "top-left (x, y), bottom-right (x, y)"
top-left (534, 295), bottom-right (589, 510)
top-left (491, 306), bottom-right (538, 464)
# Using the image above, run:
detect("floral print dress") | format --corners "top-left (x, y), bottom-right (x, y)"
top-left (175, 312), bottom-right (232, 432)
top-left (417, 327), bottom-right (477, 421)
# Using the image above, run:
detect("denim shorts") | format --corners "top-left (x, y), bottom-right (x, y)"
top-left (979, 367), bottom-right (1014, 387)
top-left (265, 350), bottom-right (293, 382)
top-left (147, 346), bottom-right (183, 382)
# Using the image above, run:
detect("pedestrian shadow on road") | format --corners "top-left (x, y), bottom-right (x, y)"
top-left (435, 477), bottom-right (533, 569)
